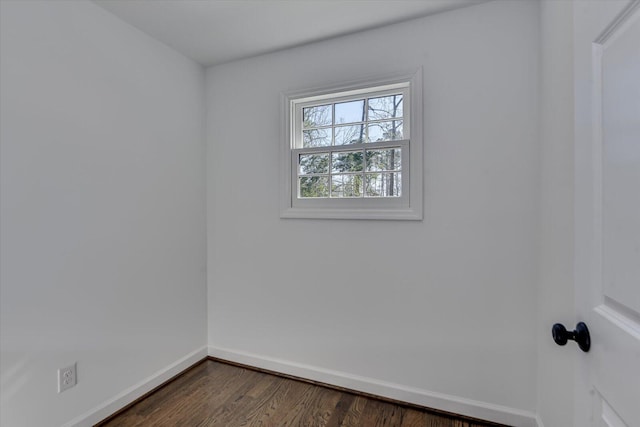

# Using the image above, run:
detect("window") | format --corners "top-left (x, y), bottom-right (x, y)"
top-left (281, 70), bottom-right (422, 220)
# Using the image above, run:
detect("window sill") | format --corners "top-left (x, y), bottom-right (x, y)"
top-left (279, 206), bottom-right (422, 220)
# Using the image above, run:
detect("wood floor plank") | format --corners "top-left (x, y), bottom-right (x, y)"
top-left (272, 384), bottom-right (333, 427)
top-left (324, 392), bottom-right (355, 427)
top-left (189, 369), bottom-right (265, 427)
top-left (96, 360), bottom-right (508, 427)
top-left (359, 398), bottom-right (405, 427)
top-left (224, 375), bottom-right (285, 426)
top-left (296, 386), bottom-right (342, 427)
top-left (244, 377), bottom-right (313, 427)
top-left (399, 408), bottom-right (428, 427)
top-left (202, 371), bottom-right (280, 426)
top-left (340, 395), bottom-right (368, 427)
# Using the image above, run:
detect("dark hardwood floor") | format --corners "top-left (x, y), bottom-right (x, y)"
top-left (97, 359), bottom-right (507, 427)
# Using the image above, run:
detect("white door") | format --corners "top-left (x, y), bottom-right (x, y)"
top-left (574, 0), bottom-right (640, 426)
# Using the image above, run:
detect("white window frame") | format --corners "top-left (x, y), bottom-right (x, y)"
top-left (280, 69), bottom-right (423, 220)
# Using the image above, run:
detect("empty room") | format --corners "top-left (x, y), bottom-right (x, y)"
top-left (1, 0), bottom-right (638, 426)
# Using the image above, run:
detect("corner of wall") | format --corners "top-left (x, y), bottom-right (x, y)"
top-left (536, 1), bottom-right (576, 426)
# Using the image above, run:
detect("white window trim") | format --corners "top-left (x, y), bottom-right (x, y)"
top-left (280, 69), bottom-right (423, 220)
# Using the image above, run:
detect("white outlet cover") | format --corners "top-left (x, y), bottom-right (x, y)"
top-left (58, 363), bottom-right (77, 393)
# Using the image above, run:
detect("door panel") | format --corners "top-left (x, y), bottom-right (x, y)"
top-left (592, 306), bottom-right (640, 427)
top-left (601, 398), bottom-right (628, 427)
top-left (601, 5), bottom-right (640, 314)
top-left (575, 1), bottom-right (640, 426)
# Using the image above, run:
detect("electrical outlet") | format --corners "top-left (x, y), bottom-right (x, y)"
top-left (58, 363), bottom-right (77, 393)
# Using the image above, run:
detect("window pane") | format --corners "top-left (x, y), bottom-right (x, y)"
top-left (303, 128), bottom-right (331, 147)
top-left (331, 151), bottom-right (363, 173)
top-left (303, 104), bottom-right (332, 128)
top-left (299, 153), bottom-right (329, 175)
top-left (299, 176), bottom-right (329, 198)
top-left (368, 94), bottom-right (403, 121)
top-left (365, 172), bottom-right (401, 197)
top-left (366, 148), bottom-right (401, 172)
top-left (335, 124), bottom-right (365, 145)
top-left (335, 99), bottom-right (365, 124)
top-left (367, 120), bottom-right (403, 142)
top-left (331, 174), bottom-right (363, 198)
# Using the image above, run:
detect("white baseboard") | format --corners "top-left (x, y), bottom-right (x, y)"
top-left (62, 346), bottom-right (208, 427)
top-left (209, 346), bottom-right (538, 427)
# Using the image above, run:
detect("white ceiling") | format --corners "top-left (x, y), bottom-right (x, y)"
top-left (93, 0), bottom-right (488, 66)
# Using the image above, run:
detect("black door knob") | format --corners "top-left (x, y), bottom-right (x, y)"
top-left (552, 322), bottom-right (590, 352)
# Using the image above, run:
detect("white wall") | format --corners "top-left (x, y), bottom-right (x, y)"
top-left (206, 0), bottom-right (540, 423)
top-left (0, 2), bottom-right (207, 426)
top-left (536, 2), bottom-right (575, 426)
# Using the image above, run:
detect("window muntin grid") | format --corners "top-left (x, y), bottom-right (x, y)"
top-left (296, 147), bottom-right (402, 199)
top-left (292, 84), bottom-right (409, 200)
top-left (300, 93), bottom-right (405, 148)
